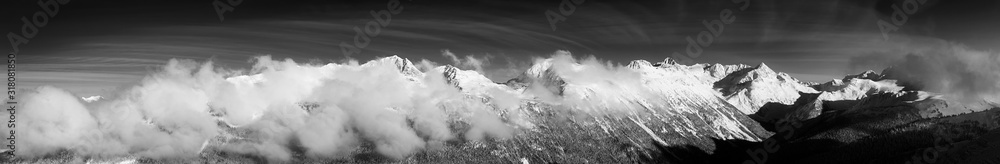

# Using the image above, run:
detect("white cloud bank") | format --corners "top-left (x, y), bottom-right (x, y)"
top-left (3, 55), bottom-right (518, 161)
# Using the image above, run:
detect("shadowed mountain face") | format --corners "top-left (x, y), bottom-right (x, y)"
top-left (4, 52), bottom-right (999, 163)
top-left (665, 73), bottom-right (1000, 164)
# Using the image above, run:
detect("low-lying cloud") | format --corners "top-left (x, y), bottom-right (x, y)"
top-left (3, 55), bottom-right (520, 161)
top-left (849, 43), bottom-right (1000, 104)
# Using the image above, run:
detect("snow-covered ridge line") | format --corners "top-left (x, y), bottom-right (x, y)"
top-left (63, 52), bottom-right (979, 162)
top-left (210, 53), bottom-right (918, 116)
top-left (210, 53), bottom-right (772, 140)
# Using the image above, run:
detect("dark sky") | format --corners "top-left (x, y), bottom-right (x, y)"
top-left (3, 0), bottom-right (999, 96)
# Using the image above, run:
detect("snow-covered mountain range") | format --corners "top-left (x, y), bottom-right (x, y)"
top-left (9, 51), bottom-right (999, 163)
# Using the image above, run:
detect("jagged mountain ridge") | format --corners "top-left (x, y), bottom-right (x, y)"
top-left (46, 53), bottom-right (996, 163)
top-left (666, 65), bottom-right (1000, 163)
top-left (212, 54), bottom-right (781, 163)
top-left (429, 54), bottom-right (1000, 163)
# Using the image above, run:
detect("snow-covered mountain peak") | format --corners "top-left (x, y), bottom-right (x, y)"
top-left (652, 57), bottom-right (679, 67)
top-left (704, 63), bottom-right (753, 79)
top-left (712, 62), bottom-right (820, 114)
top-left (364, 55), bottom-right (424, 78)
top-left (740, 63), bottom-right (780, 83)
top-left (757, 62), bottom-right (772, 71)
top-left (510, 58), bottom-right (567, 95)
top-left (440, 65), bottom-right (460, 82)
top-left (846, 70), bottom-right (884, 80)
top-left (524, 58), bottom-right (554, 79)
top-left (502, 55), bottom-right (770, 143)
top-left (434, 65), bottom-right (518, 97)
top-left (626, 60), bottom-right (653, 70)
